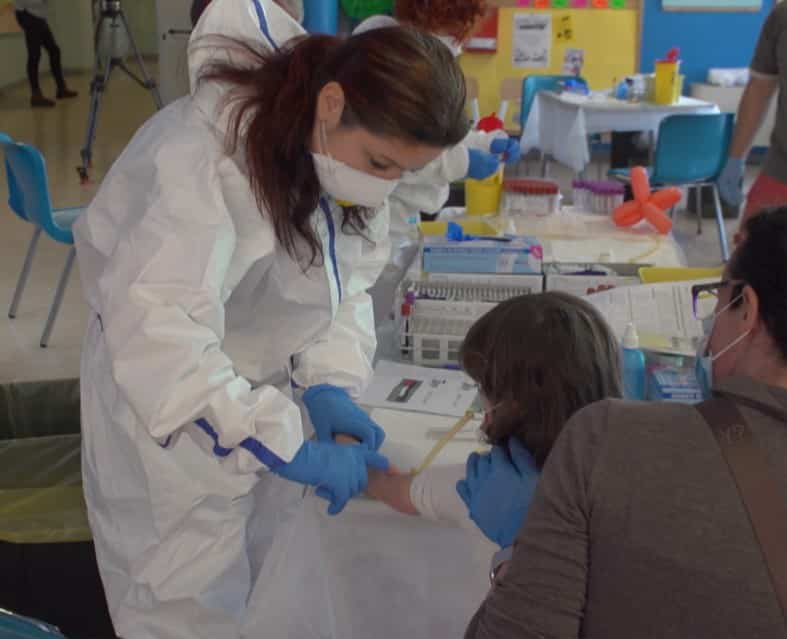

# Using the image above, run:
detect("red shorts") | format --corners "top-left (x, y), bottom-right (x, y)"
top-left (736, 173), bottom-right (787, 244)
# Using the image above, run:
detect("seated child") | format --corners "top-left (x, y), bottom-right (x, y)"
top-left (366, 291), bottom-right (623, 531)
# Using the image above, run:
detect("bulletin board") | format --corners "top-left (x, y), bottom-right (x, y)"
top-left (460, 0), bottom-right (642, 129)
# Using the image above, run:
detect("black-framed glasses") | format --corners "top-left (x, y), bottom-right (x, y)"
top-left (691, 280), bottom-right (744, 320)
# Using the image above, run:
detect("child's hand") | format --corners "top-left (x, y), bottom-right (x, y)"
top-left (366, 469), bottom-right (420, 516)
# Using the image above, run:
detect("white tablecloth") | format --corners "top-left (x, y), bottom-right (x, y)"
top-left (521, 92), bottom-right (719, 173)
top-left (246, 410), bottom-right (495, 639)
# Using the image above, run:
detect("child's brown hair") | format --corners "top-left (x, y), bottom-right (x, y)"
top-left (460, 291), bottom-right (622, 467)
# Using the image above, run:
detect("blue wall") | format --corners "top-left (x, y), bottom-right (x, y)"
top-left (640, 0), bottom-right (773, 87)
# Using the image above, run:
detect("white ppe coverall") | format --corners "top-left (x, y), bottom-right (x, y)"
top-left (74, 1), bottom-right (390, 637)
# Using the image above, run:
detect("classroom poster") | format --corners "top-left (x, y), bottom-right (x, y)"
top-left (562, 48), bottom-right (585, 75)
top-left (512, 13), bottom-right (552, 68)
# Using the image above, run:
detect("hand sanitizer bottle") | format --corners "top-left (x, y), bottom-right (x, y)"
top-left (622, 322), bottom-right (646, 400)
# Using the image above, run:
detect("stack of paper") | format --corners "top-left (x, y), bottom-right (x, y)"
top-left (584, 279), bottom-right (715, 355)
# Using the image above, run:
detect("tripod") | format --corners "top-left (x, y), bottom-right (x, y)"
top-left (78, 0), bottom-right (163, 183)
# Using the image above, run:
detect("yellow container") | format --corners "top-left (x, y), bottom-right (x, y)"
top-left (638, 266), bottom-right (723, 284)
top-left (465, 170), bottom-right (503, 216)
top-left (654, 61), bottom-right (681, 105)
top-left (418, 219), bottom-right (500, 237)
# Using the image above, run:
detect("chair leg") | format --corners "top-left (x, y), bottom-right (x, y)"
top-left (40, 246), bottom-right (76, 348)
top-left (540, 151), bottom-right (549, 178)
top-left (711, 185), bottom-right (730, 263)
top-left (695, 185), bottom-right (703, 235)
top-left (9, 226), bottom-right (43, 319)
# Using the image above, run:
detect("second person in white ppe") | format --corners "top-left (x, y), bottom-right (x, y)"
top-left (353, 0), bottom-right (521, 332)
top-left (73, 0), bottom-right (470, 636)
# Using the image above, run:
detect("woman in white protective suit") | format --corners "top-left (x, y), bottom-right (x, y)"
top-left (353, 0), bottom-right (522, 336)
top-left (73, 0), bottom-right (470, 636)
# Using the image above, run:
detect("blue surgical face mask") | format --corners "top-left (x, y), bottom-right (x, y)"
top-left (694, 294), bottom-right (750, 398)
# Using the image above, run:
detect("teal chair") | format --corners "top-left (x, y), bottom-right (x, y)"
top-left (2, 133), bottom-right (46, 329)
top-left (609, 113), bottom-right (734, 261)
top-left (0, 137), bottom-right (87, 347)
top-left (0, 610), bottom-right (67, 638)
top-left (520, 75), bottom-right (594, 176)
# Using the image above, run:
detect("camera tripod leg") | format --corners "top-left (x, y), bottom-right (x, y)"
top-left (119, 9), bottom-right (163, 109)
top-left (78, 52), bottom-right (113, 184)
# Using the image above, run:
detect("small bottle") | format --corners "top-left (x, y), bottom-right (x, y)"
top-left (622, 322), bottom-right (646, 400)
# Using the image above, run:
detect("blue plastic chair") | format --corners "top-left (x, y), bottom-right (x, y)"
top-left (0, 136), bottom-right (86, 347)
top-left (520, 75), bottom-right (593, 176)
top-left (609, 113), bottom-right (734, 261)
top-left (0, 610), bottom-right (67, 638)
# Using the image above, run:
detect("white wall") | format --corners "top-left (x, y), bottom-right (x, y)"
top-left (0, 34), bottom-right (27, 88)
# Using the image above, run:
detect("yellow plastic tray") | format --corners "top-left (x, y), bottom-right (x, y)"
top-left (638, 266), bottom-right (722, 284)
top-left (418, 219), bottom-right (500, 237)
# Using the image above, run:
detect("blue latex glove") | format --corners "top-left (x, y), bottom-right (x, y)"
top-left (717, 157), bottom-right (745, 207)
top-left (302, 384), bottom-right (385, 450)
top-left (456, 438), bottom-right (539, 547)
top-left (467, 148), bottom-right (501, 180)
top-left (273, 440), bottom-right (389, 515)
top-left (490, 137), bottom-right (522, 165)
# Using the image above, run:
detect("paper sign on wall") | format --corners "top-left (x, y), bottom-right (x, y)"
top-left (562, 48), bottom-right (585, 75)
top-left (554, 14), bottom-right (574, 42)
top-left (512, 13), bottom-right (552, 69)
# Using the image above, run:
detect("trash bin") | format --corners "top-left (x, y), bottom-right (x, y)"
top-left (0, 380), bottom-right (116, 639)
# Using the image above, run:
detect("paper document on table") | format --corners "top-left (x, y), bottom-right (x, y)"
top-left (584, 279), bottom-right (715, 355)
top-left (371, 409), bottom-right (484, 470)
top-left (360, 361), bottom-right (479, 418)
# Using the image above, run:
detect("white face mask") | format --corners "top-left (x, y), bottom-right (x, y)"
top-left (311, 121), bottom-right (399, 209)
top-left (435, 34), bottom-right (463, 57)
top-left (695, 293), bottom-right (751, 398)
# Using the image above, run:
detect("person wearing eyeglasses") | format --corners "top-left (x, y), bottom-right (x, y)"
top-left (464, 207), bottom-right (787, 638)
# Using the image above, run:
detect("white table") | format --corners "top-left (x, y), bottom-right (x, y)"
top-left (246, 410), bottom-right (495, 639)
top-left (481, 208), bottom-right (685, 267)
top-left (521, 92), bottom-right (719, 173)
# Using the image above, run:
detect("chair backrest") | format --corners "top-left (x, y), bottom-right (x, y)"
top-left (465, 76), bottom-right (481, 123)
top-left (652, 113), bottom-right (735, 185)
top-left (520, 75), bottom-right (588, 131)
top-left (2, 141), bottom-right (72, 244)
top-left (0, 132), bottom-right (28, 222)
top-left (499, 77), bottom-right (522, 128)
top-left (0, 610), bottom-right (67, 638)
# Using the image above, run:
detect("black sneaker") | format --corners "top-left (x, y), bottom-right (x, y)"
top-left (56, 88), bottom-right (78, 99)
top-left (31, 94), bottom-right (55, 108)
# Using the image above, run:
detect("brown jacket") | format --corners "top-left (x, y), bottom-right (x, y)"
top-left (466, 376), bottom-right (787, 638)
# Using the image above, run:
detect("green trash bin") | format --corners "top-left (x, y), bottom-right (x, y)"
top-left (0, 380), bottom-right (115, 639)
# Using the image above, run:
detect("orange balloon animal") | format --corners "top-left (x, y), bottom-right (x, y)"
top-left (612, 167), bottom-right (681, 235)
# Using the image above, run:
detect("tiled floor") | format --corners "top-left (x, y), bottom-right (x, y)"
top-left (0, 67), bottom-right (749, 384)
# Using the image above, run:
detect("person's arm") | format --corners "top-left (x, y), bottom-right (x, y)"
top-left (464, 401), bottom-right (610, 639)
top-left (292, 205), bottom-right (391, 397)
top-left (92, 163), bottom-right (303, 475)
top-left (718, 8), bottom-right (781, 206)
top-left (366, 463), bottom-right (473, 525)
top-left (728, 76), bottom-right (779, 160)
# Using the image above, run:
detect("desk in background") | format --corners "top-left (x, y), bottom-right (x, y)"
top-left (521, 92), bottom-right (719, 174)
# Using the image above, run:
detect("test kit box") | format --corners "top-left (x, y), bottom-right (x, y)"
top-left (422, 235), bottom-right (543, 275)
top-left (544, 262), bottom-right (644, 296)
top-left (647, 367), bottom-right (703, 404)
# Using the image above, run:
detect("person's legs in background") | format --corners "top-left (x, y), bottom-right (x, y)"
top-left (15, 9), bottom-right (51, 107)
top-left (39, 18), bottom-right (77, 100)
top-left (14, 9), bottom-right (76, 108)
top-left (735, 172), bottom-right (787, 244)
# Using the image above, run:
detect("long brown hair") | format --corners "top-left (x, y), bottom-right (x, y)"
top-left (198, 27), bottom-right (469, 266)
top-left (460, 292), bottom-right (622, 467)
